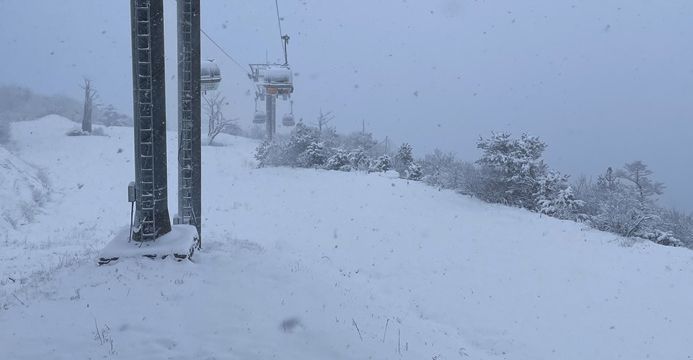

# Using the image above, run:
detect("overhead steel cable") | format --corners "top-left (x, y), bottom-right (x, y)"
top-left (274, 0), bottom-right (284, 39)
top-left (200, 28), bottom-right (252, 77)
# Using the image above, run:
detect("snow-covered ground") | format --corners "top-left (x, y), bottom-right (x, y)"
top-left (1, 115), bottom-right (692, 359)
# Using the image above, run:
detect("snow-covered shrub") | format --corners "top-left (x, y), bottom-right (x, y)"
top-left (635, 229), bottom-right (683, 247)
top-left (255, 140), bottom-right (286, 167)
top-left (348, 149), bottom-right (370, 171)
top-left (369, 155), bottom-right (391, 173)
top-left (404, 162), bottom-right (423, 180)
top-left (324, 149), bottom-right (351, 171)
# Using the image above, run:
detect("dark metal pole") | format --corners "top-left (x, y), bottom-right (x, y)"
top-left (265, 94), bottom-right (276, 140)
top-left (177, 0), bottom-right (202, 245)
top-left (130, 0), bottom-right (172, 241)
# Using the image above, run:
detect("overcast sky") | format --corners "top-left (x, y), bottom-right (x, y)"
top-left (1, 0), bottom-right (691, 210)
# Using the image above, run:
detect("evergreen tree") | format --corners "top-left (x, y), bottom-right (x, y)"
top-left (394, 143), bottom-right (415, 175)
top-left (369, 155), bottom-right (391, 173)
top-left (476, 132), bottom-right (547, 209)
top-left (297, 141), bottom-right (327, 168)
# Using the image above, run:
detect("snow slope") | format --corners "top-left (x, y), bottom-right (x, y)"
top-left (0, 145), bottom-right (49, 231)
top-left (1, 116), bottom-right (692, 360)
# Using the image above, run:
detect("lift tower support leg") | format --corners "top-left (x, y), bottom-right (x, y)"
top-left (130, 0), bottom-right (172, 241)
top-left (176, 0), bottom-right (202, 247)
top-left (265, 94), bottom-right (276, 140)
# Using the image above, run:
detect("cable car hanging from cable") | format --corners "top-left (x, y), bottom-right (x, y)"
top-left (282, 100), bottom-right (295, 127)
top-left (200, 59), bottom-right (221, 92)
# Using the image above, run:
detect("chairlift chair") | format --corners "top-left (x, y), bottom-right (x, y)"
top-left (201, 59), bottom-right (221, 92)
top-left (282, 100), bottom-right (295, 126)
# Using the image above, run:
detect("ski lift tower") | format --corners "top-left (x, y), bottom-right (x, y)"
top-left (99, 0), bottom-right (203, 264)
top-left (249, 36), bottom-right (294, 140)
top-left (175, 0), bottom-right (203, 244)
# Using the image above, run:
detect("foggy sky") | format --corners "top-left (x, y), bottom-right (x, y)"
top-left (1, 0), bottom-right (691, 210)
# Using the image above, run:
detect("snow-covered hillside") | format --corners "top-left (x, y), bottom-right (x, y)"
top-left (0, 145), bottom-right (49, 231)
top-left (1, 116), bottom-right (692, 360)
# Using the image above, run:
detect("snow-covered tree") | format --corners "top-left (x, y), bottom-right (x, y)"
top-left (584, 164), bottom-right (667, 241)
top-left (285, 123), bottom-right (321, 166)
top-left (394, 143), bottom-right (415, 174)
top-left (421, 150), bottom-right (465, 190)
top-left (535, 171), bottom-right (584, 219)
top-left (393, 143), bottom-right (422, 180)
top-left (616, 161), bottom-right (665, 205)
top-left (297, 141), bottom-right (327, 168)
top-left (80, 78), bottom-right (97, 133)
top-left (475, 132), bottom-right (547, 209)
top-left (204, 93), bottom-right (236, 145)
top-left (659, 209), bottom-right (693, 247)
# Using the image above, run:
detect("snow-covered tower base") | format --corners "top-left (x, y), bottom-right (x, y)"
top-left (98, 225), bottom-right (198, 265)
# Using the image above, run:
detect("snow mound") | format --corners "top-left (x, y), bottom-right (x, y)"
top-left (99, 225), bottom-right (198, 264)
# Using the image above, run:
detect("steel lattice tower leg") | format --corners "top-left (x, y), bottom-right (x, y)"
top-left (177, 0), bottom-right (202, 245)
top-left (265, 94), bottom-right (276, 140)
top-left (130, 0), bottom-right (172, 241)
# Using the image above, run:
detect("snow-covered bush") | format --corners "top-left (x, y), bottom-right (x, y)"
top-left (255, 140), bottom-right (286, 167)
top-left (369, 155), bottom-right (391, 173)
top-left (636, 229), bottom-right (683, 247)
top-left (324, 149), bottom-right (351, 171)
top-left (348, 149), bottom-right (370, 171)
top-left (254, 123), bottom-right (390, 174)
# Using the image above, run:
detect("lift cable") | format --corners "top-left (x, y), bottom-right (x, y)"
top-left (200, 28), bottom-right (252, 77)
top-left (274, 0), bottom-right (284, 40)
top-left (274, 0), bottom-right (290, 64)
